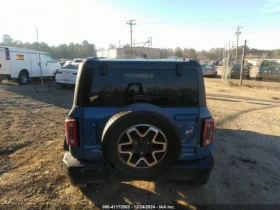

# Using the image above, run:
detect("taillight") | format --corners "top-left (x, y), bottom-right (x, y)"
top-left (73, 73), bottom-right (77, 75)
top-left (5, 49), bottom-right (10, 60)
top-left (202, 118), bottom-right (214, 147)
top-left (55, 70), bottom-right (62, 74)
top-left (65, 119), bottom-right (78, 147)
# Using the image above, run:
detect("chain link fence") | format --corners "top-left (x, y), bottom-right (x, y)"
top-left (221, 54), bottom-right (233, 85)
top-left (221, 42), bottom-right (243, 85)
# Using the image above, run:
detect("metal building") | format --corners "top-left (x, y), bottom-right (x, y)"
top-left (97, 47), bottom-right (160, 59)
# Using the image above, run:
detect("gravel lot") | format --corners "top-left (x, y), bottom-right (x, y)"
top-left (0, 72), bottom-right (280, 210)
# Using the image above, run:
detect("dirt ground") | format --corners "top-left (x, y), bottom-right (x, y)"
top-left (0, 71), bottom-right (280, 210)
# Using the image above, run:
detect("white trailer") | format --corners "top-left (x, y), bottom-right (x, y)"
top-left (167, 56), bottom-right (178, 59)
top-left (0, 46), bottom-right (60, 85)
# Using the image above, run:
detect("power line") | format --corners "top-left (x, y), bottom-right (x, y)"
top-left (126, 19), bottom-right (137, 58)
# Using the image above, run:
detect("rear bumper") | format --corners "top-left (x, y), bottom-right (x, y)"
top-left (56, 81), bottom-right (75, 85)
top-left (63, 152), bottom-right (215, 185)
top-left (55, 75), bottom-right (76, 85)
top-left (203, 71), bottom-right (217, 76)
top-left (231, 74), bottom-right (249, 78)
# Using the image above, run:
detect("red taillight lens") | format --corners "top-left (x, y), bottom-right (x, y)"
top-left (202, 118), bottom-right (214, 147)
top-left (65, 119), bottom-right (78, 147)
top-left (5, 50), bottom-right (10, 60)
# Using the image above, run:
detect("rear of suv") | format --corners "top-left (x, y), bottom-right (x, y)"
top-left (63, 58), bottom-right (215, 185)
top-left (231, 63), bottom-right (251, 79)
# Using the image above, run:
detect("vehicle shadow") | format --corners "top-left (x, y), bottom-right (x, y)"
top-left (207, 97), bottom-right (275, 106)
top-left (80, 181), bottom-right (198, 209)
top-left (1, 79), bottom-right (75, 109)
top-left (206, 92), bottom-right (279, 105)
top-left (79, 128), bottom-right (280, 208)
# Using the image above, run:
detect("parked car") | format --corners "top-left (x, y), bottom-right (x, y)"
top-left (62, 58), bottom-right (215, 186)
top-left (55, 63), bottom-right (79, 88)
top-left (213, 60), bottom-right (221, 66)
top-left (72, 58), bottom-right (84, 64)
top-left (256, 60), bottom-right (280, 81)
top-left (201, 63), bottom-right (217, 77)
top-left (59, 59), bottom-right (70, 67)
top-left (0, 46), bottom-right (60, 85)
top-left (63, 60), bottom-right (73, 66)
top-left (230, 63), bottom-right (251, 79)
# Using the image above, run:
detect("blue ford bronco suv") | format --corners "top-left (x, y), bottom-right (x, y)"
top-left (63, 58), bottom-right (215, 186)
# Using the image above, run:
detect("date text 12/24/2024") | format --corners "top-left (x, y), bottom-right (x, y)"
top-left (102, 204), bottom-right (176, 209)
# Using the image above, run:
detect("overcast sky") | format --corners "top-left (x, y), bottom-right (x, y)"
top-left (1, 0), bottom-right (280, 50)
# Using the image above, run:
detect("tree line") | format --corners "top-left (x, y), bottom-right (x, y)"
top-left (160, 47), bottom-right (280, 61)
top-left (1, 34), bottom-right (280, 61)
top-left (1, 34), bottom-right (96, 60)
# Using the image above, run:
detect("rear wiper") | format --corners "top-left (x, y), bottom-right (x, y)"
top-left (133, 94), bottom-right (167, 100)
top-left (133, 95), bottom-right (153, 102)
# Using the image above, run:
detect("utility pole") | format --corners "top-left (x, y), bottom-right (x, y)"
top-left (239, 40), bottom-right (247, 86)
top-left (226, 40), bottom-right (231, 85)
top-left (36, 27), bottom-right (44, 89)
top-left (235, 26), bottom-right (242, 61)
top-left (126, 19), bottom-right (137, 59)
top-left (222, 43), bottom-right (226, 81)
top-left (148, 37), bottom-right (152, 59)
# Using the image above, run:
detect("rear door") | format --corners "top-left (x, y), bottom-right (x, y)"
top-left (81, 66), bottom-right (200, 161)
top-left (0, 47), bottom-right (10, 75)
top-left (201, 64), bottom-right (208, 76)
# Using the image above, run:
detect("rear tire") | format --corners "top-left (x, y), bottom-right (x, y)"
top-left (17, 71), bottom-right (29, 85)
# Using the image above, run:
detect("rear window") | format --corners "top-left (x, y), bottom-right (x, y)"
top-left (62, 64), bottom-right (78, 69)
top-left (202, 64), bottom-right (213, 68)
top-left (260, 61), bottom-right (280, 71)
top-left (83, 68), bottom-right (199, 107)
top-left (74, 59), bottom-right (83, 63)
top-left (233, 64), bottom-right (241, 68)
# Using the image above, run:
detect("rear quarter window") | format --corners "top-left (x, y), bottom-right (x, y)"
top-left (82, 68), bottom-right (199, 107)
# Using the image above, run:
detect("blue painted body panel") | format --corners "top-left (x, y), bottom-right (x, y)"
top-left (67, 106), bottom-right (214, 162)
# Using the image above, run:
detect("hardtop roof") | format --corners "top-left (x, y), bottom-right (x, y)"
top-left (83, 57), bottom-right (200, 66)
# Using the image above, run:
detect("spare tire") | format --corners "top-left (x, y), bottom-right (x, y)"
top-left (101, 103), bottom-right (182, 180)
